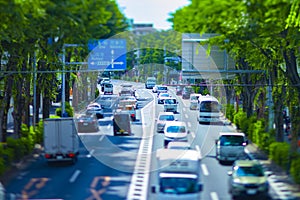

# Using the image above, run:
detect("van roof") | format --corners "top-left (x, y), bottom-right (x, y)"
top-left (199, 95), bottom-right (218, 102)
top-left (219, 132), bottom-right (245, 137)
top-left (156, 149), bottom-right (201, 161)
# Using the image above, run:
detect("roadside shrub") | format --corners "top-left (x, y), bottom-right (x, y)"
top-left (6, 137), bottom-right (26, 161)
top-left (0, 144), bottom-right (7, 175)
top-left (225, 104), bottom-right (235, 122)
top-left (233, 110), bottom-right (247, 131)
top-left (55, 102), bottom-right (74, 117)
top-left (269, 142), bottom-right (290, 170)
top-left (290, 155), bottom-right (300, 184)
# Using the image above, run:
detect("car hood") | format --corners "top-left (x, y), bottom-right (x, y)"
top-left (233, 176), bottom-right (267, 184)
top-left (165, 132), bottom-right (187, 138)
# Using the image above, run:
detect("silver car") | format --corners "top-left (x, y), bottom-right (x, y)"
top-left (156, 112), bottom-right (176, 133)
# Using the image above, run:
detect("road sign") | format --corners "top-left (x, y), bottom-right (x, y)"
top-left (88, 39), bottom-right (126, 71)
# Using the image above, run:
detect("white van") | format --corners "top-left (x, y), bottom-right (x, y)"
top-left (215, 132), bottom-right (248, 164)
top-left (197, 95), bottom-right (224, 124)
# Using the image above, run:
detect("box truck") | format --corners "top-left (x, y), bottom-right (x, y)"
top-left (43, 118), bottom-right (79, 164)
top-left (151, 149), bottom-right (203, 199)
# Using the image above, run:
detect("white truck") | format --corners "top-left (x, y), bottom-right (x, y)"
top-left (215, 132), bottom-right (248, 164)
top-left (43, 118), bottom-right (79, 164)
top-left (197, 95), bottom-right (224, 124)
top-left (151, 149), bottom-right (203, 199)
top-left (145, 77), bottom-right (156, 89)
top-left (163, 97), bottom-right (178, 113)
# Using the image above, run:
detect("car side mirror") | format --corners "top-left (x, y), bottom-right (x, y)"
top-left (198, 183), bottom-right (203, 192)
top-left (151, 186), bottom-right (157, 193)
top-left (215, 139), bottom-right (219, 145)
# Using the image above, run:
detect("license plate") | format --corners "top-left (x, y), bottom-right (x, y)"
top-left (56, 155), bottom-right (63, 160)
top-left (83, 122), bottom-right (88, 126)
top-left (120, 129), bottom-right (125, 133)
top-left (247, 189), bottom-right (257, 195)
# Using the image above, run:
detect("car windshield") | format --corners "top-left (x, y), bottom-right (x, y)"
top-left (159, 115), bottom-right (175, 121)
top-left (200, 101), bottom-right (220, 112)
top-left (160, 93), bottom-right (169, 97)
top-left (165, 99), bottom-right (176, 104)
top-left (190, 96), bottom-right (198, 101)
top-left (160, 177), bottom-right (198, 194)
top-left (220, 135), bottom-right (245, 146)
top-left (158, 86), bottom-right (167, 90)
top-left (166, 126), bottom-right (186, 133)
top-left (235, 165), bottom-right (264, 177)
top-left (105, 84), bottom-right (113, 88)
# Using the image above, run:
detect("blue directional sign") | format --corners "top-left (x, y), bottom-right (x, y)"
top-left (88, 39), bottom-right (127, 71)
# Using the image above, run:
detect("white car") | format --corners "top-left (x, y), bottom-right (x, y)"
top-left (163, 97), bottom-right (178, 113)
top-left (86, 102), bottom-right (104, 119)
top-left (156, 112), bottom-right (176, 133)
top-left (167, 141), bottom-right (191, 150)
top-left (163, 121), bottom-right (189, 147)
top-left (157, 93), bottom-right (171, 104)
top-left (190, 94), bottom-right (202, 110)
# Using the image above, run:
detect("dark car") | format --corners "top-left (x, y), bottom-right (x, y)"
top-left (182, 86), bottom-right (195, 99)
top-left (176, 85), bottom-right (184, 95)
top-left (76, 114), bottom-right (99, 132)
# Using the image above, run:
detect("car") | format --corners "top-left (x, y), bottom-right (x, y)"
top-left (175, 85), bottom-right (184, 95)
top-left (182, 86), bottom-right (195, 99)
top-left (156, 112), bottom-right (176, 133)
top-left (100, 78), bottom-right (110, 86)
top-left (113, 112), bottom-right (131, 136)
top-left (228, 160), bottom-right (269, 199)
top-left (96, 95), bottom-right (118, 111)
top-left (86, 102), bottom-right (104, 119)
top-left (119, 95), bottom-right (137, 109)
top-left (103, 83), bottom-right (113, 95)
top-left (163, 121), bottom-right (189, 147)
top-left (163, 97), bottom-right (178, 113)
top-left (157, 93), bottom-right (171, 104)
top-left (167, 141), bottom-right (191, 150)
top-left (156, 85), bottom-right (168, 94)
top-left (76, 114), bottom-right (99, 132)
top-left (189, 94), bottom-right (202, 110)
top-left (118, 105), bottom-right (136, 121)
top-left (152, 85), bottom-right (158, 93)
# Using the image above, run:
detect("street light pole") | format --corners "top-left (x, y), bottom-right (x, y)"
top-left (62, 45), bottom-right (66, 116)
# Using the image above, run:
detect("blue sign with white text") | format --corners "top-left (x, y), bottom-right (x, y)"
top-left (88, 39), bottom-right (127, 71)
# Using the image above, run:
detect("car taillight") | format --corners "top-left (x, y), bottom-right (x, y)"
top-left (45, 154), bottom-right (52, 159)
top-left (131, 114), bottom-right (135, 117)
top-left (68, 153), bottom-right (76, 158)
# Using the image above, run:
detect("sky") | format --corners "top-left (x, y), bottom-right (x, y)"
top-left (116, 0), bottom-right (191, 30)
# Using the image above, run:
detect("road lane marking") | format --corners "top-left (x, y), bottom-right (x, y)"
top-left (195, 145), bottom-right (202, 158)
top-left (87, 149), bottom-right (95, 158)
top-left (106, 124), bottom-right (111, 130)
top-left (201, 164), bottom-right (209, 176)
top-left (187, 122), bottom-right (191, 128)
top-left (69, 170), bottom-right (81, 183)
top-left (183, 107), bottom-right (186, 112)
top-left (99, 135), bottom-right (105, 141)
top-left (210, 192), bottom-right (219, 200)
top-left (190, 131), bottom-right (195, 138)
top-left (185, 114), bottom-right (188, 119)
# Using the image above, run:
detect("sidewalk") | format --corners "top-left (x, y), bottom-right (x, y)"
top-left (245, 142), bottom-right (300, 200)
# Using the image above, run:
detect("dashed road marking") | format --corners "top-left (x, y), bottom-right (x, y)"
top-left (210, 192), bottom-right (219, 200)
top-left (201, 164), bottom-right (209, 176)
top-left (69, 170), bottom-right (81, 183)
top-left (99, 135), bottom-right (105, 141)
top-left (87, 149), bottom-right (95, 158)
top-left (187, 122), bottom-right (191, 128)
top-left (185, 114), bottom-right (188, 119)
top-left (107, 124), bottom-right (111, 130)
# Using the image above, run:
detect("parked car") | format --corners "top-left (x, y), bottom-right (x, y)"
top-left (228, 160), bottom-right (269, 199)
top-left (156, 112), bottom-right (176, 133)
top-left (76, 114), bottom-right (99, 132)
top-left (163, 121), bottom-right (189, 147)
top-left (157, 93), bottom-right (171, 104)
top-left (182, 86), bottom-right (195, 99)
top-left (86, 102), bottom-right (104, 119)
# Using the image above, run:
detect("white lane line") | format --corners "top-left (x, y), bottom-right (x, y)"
top-left (185, 114), bottom-right (188, 119)
top-left (99, 135), bottom-right (105, 141)
top-left (183, 107), bottom-right (186, 112)
top-left (69, 170), bottom-right (81, 183)
top-left (201, 164), bottom-right (209, 176)
top-left (210, 192), bottom-right (219, 200)
top-left (87, 149), bottom-right (95, 158)
top-left (187, 122), bottom-right (191, 128)
top-left (190, 132), bottom-right (195, 138)
top-left (195, 145), bottom-right (202, 158)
